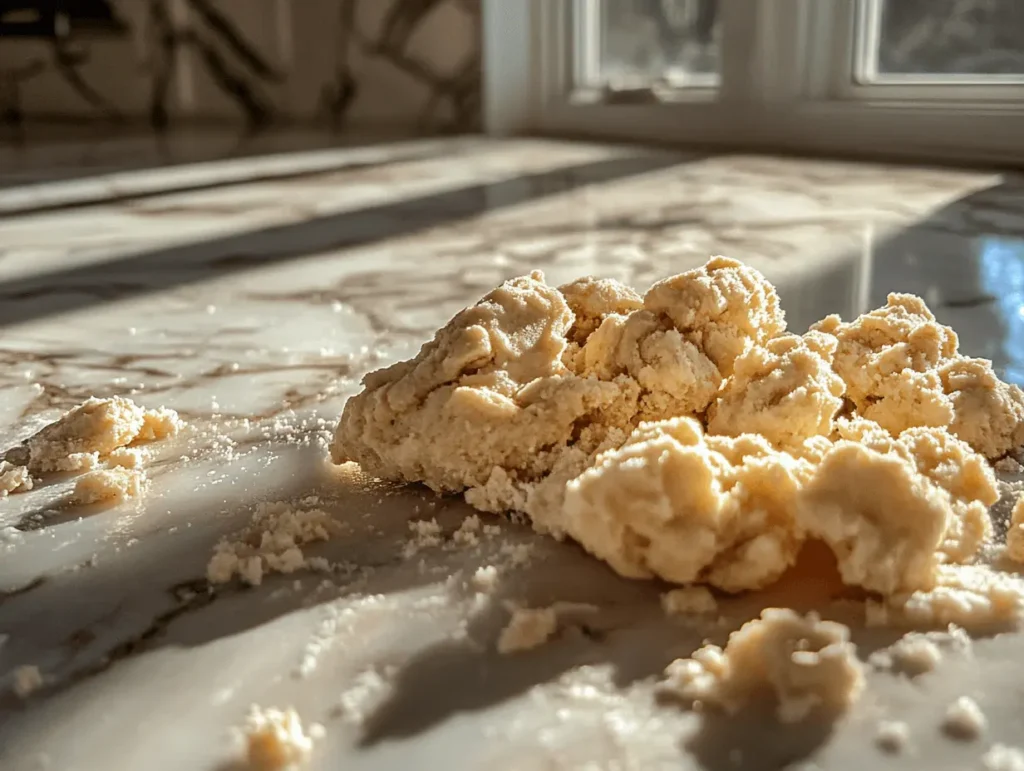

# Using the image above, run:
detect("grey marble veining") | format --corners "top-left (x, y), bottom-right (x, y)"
top-left (1, 136), bottom-right (1024, 770)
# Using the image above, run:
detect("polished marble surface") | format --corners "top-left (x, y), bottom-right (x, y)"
top-left (1, 136), bottom-right (1024, 770)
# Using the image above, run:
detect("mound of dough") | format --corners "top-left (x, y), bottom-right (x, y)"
top-left (707, 331), bottom-right (845, 447)
top-left (562, 417), bottom-right (809, 591)
top-left (816, 293), bottom-right (957, 435)
top-left (333, 256), bottom-right (1023, 610)
top-left (940, 357), bottom-right (1024, 459)
top-left (662, 608), bottom-right (865, 722)
top-left (644, 256), bottom-right (786, 375)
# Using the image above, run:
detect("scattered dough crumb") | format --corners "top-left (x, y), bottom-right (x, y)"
top-left (72, 467), bottom-right (148, 505)
top-left (869, 624), bottom-right (971, 676)
top-left (875, 720), bottom-right (910, 753)
top-left (402, 518), bottom-right (442, 557)
top-left (662, 609), bottom-right (865, 722)
top-left (661, 586), bottom-right (718, 616)
top-left (240, 705), bottom-right (317, 770)
top-left (983, 744), bottom-right (1024, 771)
top-left (11, 665), bottom-right (42, 697)
top-left (336, 668), bottom-right (393, 724)
top-left (497, 606), bottom-right (557, 654)
top-left (942, 695), bottom-right (986, 740)
top-left (995, 457), bottom-right (1024, 474)
top-left (207, 503), bottom-right (337, 586)
top-left (0, 460), bottom-right (31, 497)
top-left (106, 446), bottom-right (148, 469)
top-left (452, 515), bottom-right (482, 546)
top-left (471, 565), bottom-right (499, 592)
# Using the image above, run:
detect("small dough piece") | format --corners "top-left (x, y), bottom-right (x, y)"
top-left (207, 503), bottom-right (337, 586)
top-left (107, 447), bottom-right (148, 469)
top-left (72, 467), bottom-right (147, 505)
top-left (875, 720), bottom-right (910, 753)
top-left (558, 276), bottom-right (642, 345)
top-left (0, 461), bottom-right (32, 497)
top-left (332, 272), bottom-right (629, 493)
top-left (662, 586), bottom-right (718, 616)
top-left (13, 397), bottom-right (180, 474)
top-left (1007, 495), bottom-right (1024, 564)
top-left (820, 293), bottom-right (958, 435)
top-left (870, 625), bottom-right (970, 676)
top-left (662, 609), bottom-right (864, 722)
top-left (497, 606), bottom-right (557, 654)
top-left (562, 417), bottom-right (808, 591)
top-left (644, 256), bottom-right (786, 375)
top-left (798, 442), bottom-right (949, 594)
top-left (707, 331), bottom-right (845, 447)
top-left (942, 695), bottom-right (986, 740)
top-left (879, 565), bottom-right (1024, 629)
top-left (241, 705), bottom-right (317, 770)
top-left (939, 357), bottom-right (1024, 459)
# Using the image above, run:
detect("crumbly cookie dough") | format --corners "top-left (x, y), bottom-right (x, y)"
top-left (239, 705), bottom-right (319, 770)
top-left (72, 467), bottom-right (148, 505)
top-left (0, 460), bottom-right (32, 497)
top-left (15, 396), bottom-right (180, 474)
top-left (942, 695), bottom-right (987, 740)
top-left (662, 609), bottom-right (864, 722)
top-left (333, 256), bottom-right (1024, 626)
top-left (207, 503), bottom-right (337, 586)
top-left (707, 331), bottom-right (845, 447)
top-left (869, 625), bottom-right (970, 676)
top-left (662, 586), bottom-right (718, 616)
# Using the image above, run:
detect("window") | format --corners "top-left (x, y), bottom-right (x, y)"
top-left (483, 0), bottom-right (1024, 166)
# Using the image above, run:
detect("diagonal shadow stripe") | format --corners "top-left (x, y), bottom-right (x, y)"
top-left (0, 152), bottom-right (688, 328)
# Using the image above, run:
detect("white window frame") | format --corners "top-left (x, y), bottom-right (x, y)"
top-left (483, 0), bottom-right (1024, 167)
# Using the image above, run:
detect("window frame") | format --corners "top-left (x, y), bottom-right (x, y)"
top-left (483, 0), bottom-right (1024, 167)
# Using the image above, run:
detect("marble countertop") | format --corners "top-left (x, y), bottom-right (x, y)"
top-left (1, 136), bottom-right (1024, 771)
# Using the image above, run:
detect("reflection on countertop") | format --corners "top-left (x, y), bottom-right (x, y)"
top-left (1, 135), bottom-right (1024, 771)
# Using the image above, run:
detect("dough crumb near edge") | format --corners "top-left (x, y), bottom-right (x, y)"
top-left (661, 608), bottom-right (864, 722)
top-left (983, 743), bottom-right (1024, 771)
top-left (1006, 494), bottom-right (1024, 564)
top-left (497, 606), bottom-right (558, 654)
top-left (0, 460), bottom-right (32, 497)
top-left (239, 705), bottom-right (321, 770)
top-left (72, 466), bottom-right (148, 505)
top-left (207, 503), bottom-right (337, 586)
top-left (875, 720), bottom-right (910, 753)
top-left (11, 665), bottom-right (42, 697)
top-left (661, 586), bottom-right (718, 616)
top-left (942, 695), bottom-right (987, 740)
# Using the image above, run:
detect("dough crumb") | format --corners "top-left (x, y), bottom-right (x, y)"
top-left (0, 460), bottom-right (32, 497)
top-left (106, 446), bottom-right (148, 469)
top-left (403, 518), bottom-right (443, 557)
top-left (995, 457), bottom-right (1024, 474)
top-left (942, 695), bottom-right (986, 740)
top-left (869, 624), bottom-right (970, 676)
top-left (452, 514), bottom-right (482, 546)
top-left (497, 606), bottom-right (557, 654)
top-left (882, 565), bottom-right (1024, 629)
top-left (875, 720), bottom-right (910, 753)
top-left (15, 397), bottom-right (181, 474)
top-left (336, 667), bottom-right (394, 724)
top-left (662, 586), bottom-right (718, 616)
top-left (1006, 495), bottom-right (1024, 564)
top-left (470, 565), bottom-right (499, 592)
top-left (983, 744), bottom-right (1024, 771)
top-left (207, 503), bottom-right (337, 586)
top-left (662, 609), bottom-right (864, 722)
top-left (11, 665), bottom-right (42, 697)
top-left (72, 467), bottom-right (148, 505)
top-left (240, 705), bottom-right (317, 770)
